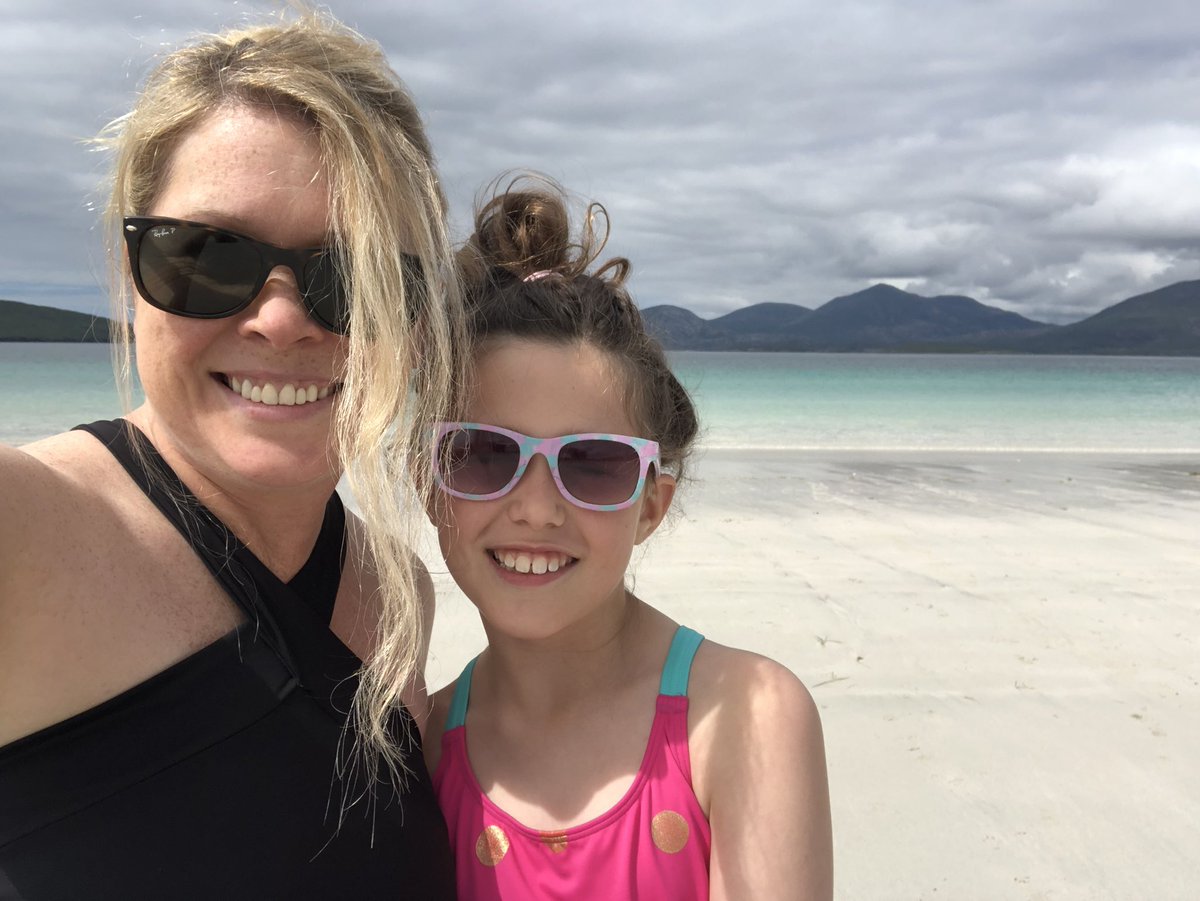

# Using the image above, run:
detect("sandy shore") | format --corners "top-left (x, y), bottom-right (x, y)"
top-left (419, 448), bottom-right (1200, 901)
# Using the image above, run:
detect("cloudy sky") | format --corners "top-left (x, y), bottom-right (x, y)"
top-left (2, 0), bottom-right (1198, 323)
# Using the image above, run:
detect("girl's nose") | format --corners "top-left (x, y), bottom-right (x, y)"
top-left (505, 454), bottom-right (567, 528)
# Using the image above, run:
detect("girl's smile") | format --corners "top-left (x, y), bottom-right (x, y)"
top-left (434, 337), bottom-right (673, 643)
top-left (489, 548), bottom-right (577, 576)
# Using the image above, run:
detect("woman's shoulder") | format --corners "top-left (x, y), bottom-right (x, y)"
top-left (4, 427), bottom-right (107, 485)
top-left (0, 426), bottom-right (183, 746)
top-left (1, 429), bottom-right (123, 571)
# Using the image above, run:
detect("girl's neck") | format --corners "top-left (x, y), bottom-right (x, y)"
top-left (476, 596), bottom-right (673, 719)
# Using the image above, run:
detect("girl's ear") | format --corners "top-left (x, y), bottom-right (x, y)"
top-left (634, 472), bottom-right (676, 545)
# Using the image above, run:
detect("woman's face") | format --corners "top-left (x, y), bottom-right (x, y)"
top-left (132, 103), bottom-right (346, 494)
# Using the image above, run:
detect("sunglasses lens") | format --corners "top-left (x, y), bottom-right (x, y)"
top-left (558, 439), bottom-right (642, 507)
top-left (302, 253), bottom-right (349, 334)
top-left (136, 225), bottom-right (260, 315)
top-left (438, 427), bottom-right (522, 497)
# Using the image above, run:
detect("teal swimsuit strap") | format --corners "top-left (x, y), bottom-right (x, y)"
top-left (447, 627), bottom-right (702, 727)
top-left (445, 656), bottom-right (479, 730)
top-left (659, 626), bottom-right (705, 697)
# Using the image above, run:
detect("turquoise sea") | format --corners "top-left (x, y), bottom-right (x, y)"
top-left (2, 343), bottom-right (1199, 452)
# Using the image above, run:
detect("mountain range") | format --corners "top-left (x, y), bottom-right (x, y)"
top-left (4, 279), bottom-right (1200, 354)
top-left (0, 299), bottom-right (120, 342)
top-left (642, 280), bottom-right (1200, 355)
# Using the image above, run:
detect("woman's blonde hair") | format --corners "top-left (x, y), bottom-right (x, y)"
top-left (99, 11), bottom-right (463, 789)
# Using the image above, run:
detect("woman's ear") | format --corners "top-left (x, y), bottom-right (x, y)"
top-left (634, 472), bottom-right (676, 545)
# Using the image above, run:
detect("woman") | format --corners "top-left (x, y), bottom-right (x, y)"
top-left (0, 13), bottom-right (460, 899)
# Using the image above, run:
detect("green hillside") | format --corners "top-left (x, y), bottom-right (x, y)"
top-left (1012, 280), bottom-right (1200, 355)
top-left (0, 299), bottom-right (119, 342)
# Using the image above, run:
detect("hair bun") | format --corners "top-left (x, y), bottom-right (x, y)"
top-left (461, 173), bottom-right (623, 287)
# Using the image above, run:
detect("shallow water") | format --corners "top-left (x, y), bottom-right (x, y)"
top-left (3, 344), bottom-right (1198, 453)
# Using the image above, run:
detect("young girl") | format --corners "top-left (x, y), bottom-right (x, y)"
top-left (424, 180), bottom-right (832, 900)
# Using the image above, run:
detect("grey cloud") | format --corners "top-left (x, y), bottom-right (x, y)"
top-left (2, 0), bottom-right (1199, 323)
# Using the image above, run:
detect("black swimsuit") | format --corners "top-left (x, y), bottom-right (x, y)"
top-left (0, 420), bottom-right (454, 900)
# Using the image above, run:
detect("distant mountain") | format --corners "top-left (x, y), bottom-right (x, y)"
top-left (792, 284), bottom-right (1049, 350)
top-left (644, 280), bottom-right (1200, 355)
top-left (0, 299), bottom-right (119, 342)
top-left (639, 305), bottom-right (711, 349)
top-left (1002, 280), bottom-right (1200, 355)
top-left (710, 302), bottom-right (812, 335)
top-left (644, 284), bottom-right (1049, 352)
top-left (643, 301), bottom-right (815, 351)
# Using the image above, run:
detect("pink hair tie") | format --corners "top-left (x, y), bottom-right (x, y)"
top-left (523, 270), bottom-right (554, 282)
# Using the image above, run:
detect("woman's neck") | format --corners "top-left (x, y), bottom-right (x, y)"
top-left (125, 408), bottom-right (340, 580)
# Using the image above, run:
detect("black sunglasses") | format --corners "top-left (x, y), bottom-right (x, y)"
top-left (123, 216), bottom-right (369, 334)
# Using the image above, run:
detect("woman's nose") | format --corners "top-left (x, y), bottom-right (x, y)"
top-left (239, 265), bottom-right (326, 344)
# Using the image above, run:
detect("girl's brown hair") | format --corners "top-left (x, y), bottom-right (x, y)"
top-left (457, 175), bottom-right (698, 479)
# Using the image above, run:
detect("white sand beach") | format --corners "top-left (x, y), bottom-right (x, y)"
top-left (421, 449), bottom-right (1200, 900)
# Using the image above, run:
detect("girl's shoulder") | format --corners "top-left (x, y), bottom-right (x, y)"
top-left (421, 677), bottom-right (460, 774)
top-left (688, 638), bottom-right (819, 725)
top-left (686, 638), bottom-right (833, 898)
top-left (686, 638), bottom-right (825, 809)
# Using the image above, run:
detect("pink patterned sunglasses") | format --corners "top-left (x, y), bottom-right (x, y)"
top-left (433, 422), bottom-right (661, 511)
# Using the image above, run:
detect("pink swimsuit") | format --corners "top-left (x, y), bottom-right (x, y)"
top-left (434, 626), bottom-right (711, 900)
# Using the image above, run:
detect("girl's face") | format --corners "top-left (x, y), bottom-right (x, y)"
top-left (433, 338), bottom-right (675, 645)
top-left (131, 103), bottom-right (346, 493)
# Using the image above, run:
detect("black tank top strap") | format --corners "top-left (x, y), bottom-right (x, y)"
top-left (287, 493), bottom-right (345, 626)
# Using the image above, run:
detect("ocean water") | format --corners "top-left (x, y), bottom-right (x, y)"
top-left (670, 352), bottom-right (1200, 453)
top-left (0, 343), bottom-right (138, 446)
top-left (2, 344), bottom-right (1198, 452)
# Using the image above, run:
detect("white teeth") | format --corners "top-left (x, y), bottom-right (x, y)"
top-left (227, 377), bottom-right (335, 406)
top-left (493, 550), bottom-right (571, 575)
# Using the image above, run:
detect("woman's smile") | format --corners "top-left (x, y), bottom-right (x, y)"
top-left (220, 373), bottom-right (341, 406)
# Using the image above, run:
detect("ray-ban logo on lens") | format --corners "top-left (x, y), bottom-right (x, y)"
top-left (149, 226), bottom-right (176, 238)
